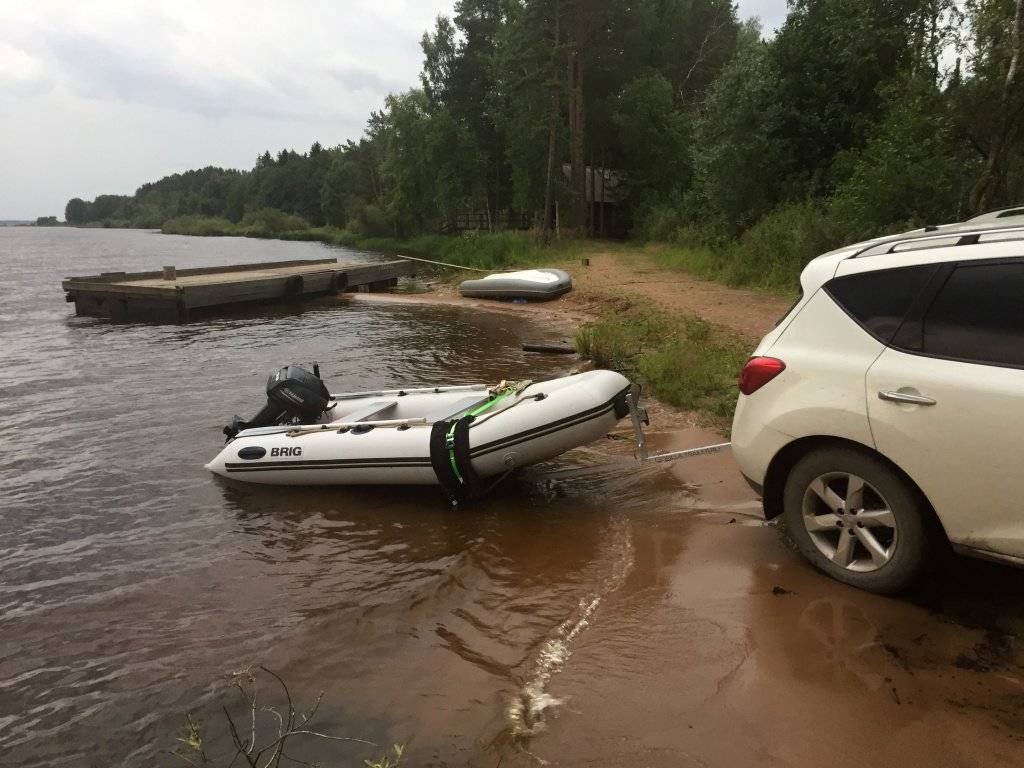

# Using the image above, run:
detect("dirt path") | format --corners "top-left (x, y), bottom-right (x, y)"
top-left (566, 248), bottom-right (793, 342)
top-left (354, 246), bottom-right (793, 345)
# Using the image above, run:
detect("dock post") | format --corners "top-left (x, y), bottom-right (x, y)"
top-left (176, 290), bottom-right (189, 323)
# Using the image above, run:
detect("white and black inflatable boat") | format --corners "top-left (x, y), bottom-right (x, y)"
top-left (207, 364), bottom-right (632, 502)
top-left (459, 269), bottom-right (572, 300)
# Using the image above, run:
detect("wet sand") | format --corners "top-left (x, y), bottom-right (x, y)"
top-left (531, 427), bottom-right (1024, 767)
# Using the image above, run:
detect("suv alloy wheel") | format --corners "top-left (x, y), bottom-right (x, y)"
top-left (782, 447), bottom-right (932, 593)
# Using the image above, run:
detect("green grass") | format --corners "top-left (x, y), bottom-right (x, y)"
top-left (649, 244), bottom-right (737, 283)
top-left (650, 243), bottom-right (802, 295)
top-left (575, 298), bottom-right (749, 427)
top-left (646, 200), bottom-right (842, 294)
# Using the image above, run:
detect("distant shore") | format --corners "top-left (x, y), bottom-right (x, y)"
top-left (1, 219), bottom-right (61, 227)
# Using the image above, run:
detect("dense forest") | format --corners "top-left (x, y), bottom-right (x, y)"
top-left (65, 0), bottom-right (1024, 276)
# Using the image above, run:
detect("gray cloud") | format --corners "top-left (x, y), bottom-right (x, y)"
top-left (328, 66), bottom-right (406, 95)
top-left (45, 34), bottom-right (281, 119)
top-left (41, 32), bottom-right (383, 123)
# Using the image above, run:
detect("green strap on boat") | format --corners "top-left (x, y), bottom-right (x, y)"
top-left (446, 388), bottom-right (515, 484)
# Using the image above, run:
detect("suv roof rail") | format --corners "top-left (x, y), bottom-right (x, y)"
top-left (965, 205), bottom-right (1024, 223)
top-left (852, 223), bottom-right (1024, 258)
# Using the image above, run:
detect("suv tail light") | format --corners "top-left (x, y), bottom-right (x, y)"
top-left (738, 357), bottom-right (786, 395)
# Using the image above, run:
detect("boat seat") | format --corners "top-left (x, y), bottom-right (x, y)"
top-left (424, 395), bottom-right (490, 423)
top-left (331, 400), bottom-right (397, 424)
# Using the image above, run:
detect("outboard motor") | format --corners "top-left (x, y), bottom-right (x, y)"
top-left (224, 364), bottom-right (331, 439)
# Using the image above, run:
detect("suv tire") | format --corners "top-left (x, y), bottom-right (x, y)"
top-left (781, 446), bottom-right (931, 594)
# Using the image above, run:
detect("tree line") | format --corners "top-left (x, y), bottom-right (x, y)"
top-left (65, 0), bottom-right (1024, 257)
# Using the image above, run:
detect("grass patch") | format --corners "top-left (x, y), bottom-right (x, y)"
top-left (649, 243), bottom-right (801, 295)
top-left (575, 297), bottom-right (748, 427)
top-left (647, 200), bottom-right (842, 294)
top-left (650, 243), bottom-right (735, 283)
top-left (652, 239), bottom-right (810, 294)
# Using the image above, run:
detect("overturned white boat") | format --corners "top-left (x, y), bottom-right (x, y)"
top-left (207, 364), bottom-right (632, 502)
top-left (459, 268), bottom-right (572, 300)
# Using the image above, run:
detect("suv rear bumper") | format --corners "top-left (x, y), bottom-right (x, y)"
top-left (731, 396), bottom-right (794, 491)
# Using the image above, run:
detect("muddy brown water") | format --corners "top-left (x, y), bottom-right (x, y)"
top-left (3, 228), bottom-right (1024, 767)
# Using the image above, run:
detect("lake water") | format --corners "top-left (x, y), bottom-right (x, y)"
top-left (0, 227), bottom-right (668, 766)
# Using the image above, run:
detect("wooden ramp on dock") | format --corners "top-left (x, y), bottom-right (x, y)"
top-left (62, 257), bottom-right (416, 323)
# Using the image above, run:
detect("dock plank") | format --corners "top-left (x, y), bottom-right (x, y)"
top-left (62, 257), bottom-right (417, 322)
top-left (122, 261), bottom-right (349, 290)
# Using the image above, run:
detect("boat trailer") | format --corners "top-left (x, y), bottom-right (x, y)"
top-left (626, 384), bottom-right (732, 464)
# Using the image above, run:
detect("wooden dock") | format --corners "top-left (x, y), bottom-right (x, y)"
top-left (62, 257), bottom-right (417, 322)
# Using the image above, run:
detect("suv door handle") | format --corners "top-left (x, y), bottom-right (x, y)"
top-left (878, 390), bottom-right (937, 406)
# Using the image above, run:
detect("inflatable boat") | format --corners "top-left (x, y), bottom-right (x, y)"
top-left (207, 364), bottom-right (632, 501)
top-left (459, 269), bottom-right (572, 300)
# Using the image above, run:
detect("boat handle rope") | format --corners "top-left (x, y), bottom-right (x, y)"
top-left (285, 417), bottom-right (427, 438)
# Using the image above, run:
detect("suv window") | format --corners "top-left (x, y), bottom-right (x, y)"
top-left (825, 265), bottom-right (939, 343)
top-left (918, 261), bottom-right (1024, 367)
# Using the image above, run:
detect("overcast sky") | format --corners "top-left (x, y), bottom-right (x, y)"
top-left (0, 1), bottom-right (788, 219)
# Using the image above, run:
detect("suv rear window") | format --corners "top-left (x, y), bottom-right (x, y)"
top-left (824, 264), bottom-right (939, 343)
top-left (917, 262), bottom-right (1024, 368)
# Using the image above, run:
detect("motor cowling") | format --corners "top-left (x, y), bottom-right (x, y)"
top-left (224, 364), bottom-right (331, 439)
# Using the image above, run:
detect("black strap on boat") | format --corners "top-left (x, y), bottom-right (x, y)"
top-left (613, 389), bottom-right (631, 419)
top-left (429, 415), bottom-right (484, 506)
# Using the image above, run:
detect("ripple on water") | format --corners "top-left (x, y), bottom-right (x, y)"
top-left (507, 513), bottom-right (637, 737)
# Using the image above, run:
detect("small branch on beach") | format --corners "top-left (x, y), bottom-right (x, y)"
top-left (168, 666), bottom-right (388, 768)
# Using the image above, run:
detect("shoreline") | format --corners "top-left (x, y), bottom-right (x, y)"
top-left (344, 284), bottom-right (597, 335)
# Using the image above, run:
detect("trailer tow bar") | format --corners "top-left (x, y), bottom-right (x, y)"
top-left (626, 383), bottom-right (731, 464)
top-left (528, 384), bottom-right (733, 487)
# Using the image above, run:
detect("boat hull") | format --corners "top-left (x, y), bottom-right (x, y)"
top-left (206, 370), bottom-right (631, 486)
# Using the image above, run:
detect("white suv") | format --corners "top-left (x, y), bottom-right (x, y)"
top-left (732, 207), bottom-right (1024, 593)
